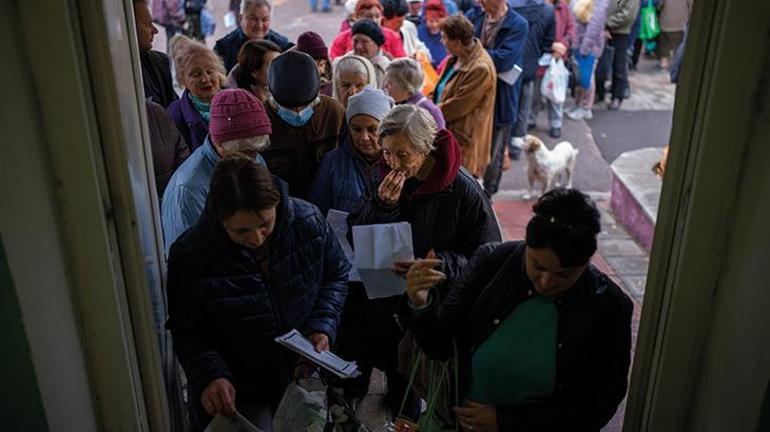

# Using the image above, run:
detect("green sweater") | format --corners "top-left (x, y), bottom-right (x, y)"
top-left (467, 295), bottom-right (558, 406)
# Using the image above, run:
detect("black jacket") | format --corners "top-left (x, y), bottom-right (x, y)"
top-left (214, 27), bottom-right (294, 73)
top-left (140, 49), bottom-right (178, 108)
top-left (511, 0), bottom-right (556, 81)
top-left (347, 129), bottom-right (501, 284)
top-left (166, 178), bottom-right (350, 427)
top-left (401, 241), bottom-right (633, 431)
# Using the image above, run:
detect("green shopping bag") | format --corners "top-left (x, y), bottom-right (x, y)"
top-left (639, 0), bottom-right (660, 41)
top-left (395, 337), bottom-right (460, 432)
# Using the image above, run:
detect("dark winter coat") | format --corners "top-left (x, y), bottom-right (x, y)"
top-left (166, 178), bottom-right (350, 427)
top-left (167, 90), bottom-right (209, 153)
top-left (214, 27), bottom-right (294, 73)
top-left (400, 241), bottom-right (633, 431)
top-left (508, 0), bottom-right (556, 82)
top-left (466, 5), bottom-right (530, 126)
top-left (347, 129), bottom-right (501, 283)
top-left (263, 95), bottom-right (346, 199)
top-left (307, 135), bottom-right (376, 216)
top-left (145, 99), bottom-right (189, 198)
top-left (140, 49), bottom-right (179, 108)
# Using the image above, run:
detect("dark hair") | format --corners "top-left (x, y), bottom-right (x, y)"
top-left (382, 0), bottom-right (409, 18)
top-left (439, 15), bottom-right (475, 45)
top-left (525, 188), bottom-right (601, 267)
top-left (205, 155), bottom-right (280, 223)
top-left (236, 39), bottom-right (282, 90)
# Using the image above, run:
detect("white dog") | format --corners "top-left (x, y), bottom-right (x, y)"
top-left (520, 134), bottom-right (579, 199)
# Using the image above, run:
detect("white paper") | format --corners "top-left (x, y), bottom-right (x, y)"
top-left (352, 222), bottom-right (414, 299)
top-left (326, 210), bottom-right (361, 281)
top-left (499, 64), bottom-right (523, 86)
top-left (275, 329), bottom-right (361, 379)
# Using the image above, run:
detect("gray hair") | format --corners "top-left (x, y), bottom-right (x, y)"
top-left (241, 0), bottom-right (272, 14)
top-left (378, 105), bottom-right (437, 153)
top-left (384, 58), bottom-right (424, 96)
top-left (219, 135), bottom-right (271, 152)
top-left (331, 55), bottom-right (378, 102)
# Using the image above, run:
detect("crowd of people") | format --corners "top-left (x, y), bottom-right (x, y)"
top-left (130, 0), bottom-right (693, 429)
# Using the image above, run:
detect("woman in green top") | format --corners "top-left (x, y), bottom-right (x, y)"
top-left (401, 188), bottom-right (633, 431)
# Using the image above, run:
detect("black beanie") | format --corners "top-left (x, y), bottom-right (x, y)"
top-left (351, 19), bottom-right (386, 46)
top-left (268, 51), bottom-right (321, 108)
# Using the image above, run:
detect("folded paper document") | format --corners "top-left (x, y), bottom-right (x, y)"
top-left (352, 222), bottom-right (414, 299)
top-left (326, 209), bottom-right (361, 281)
top-left (275, 329), bottom-right (361, 379)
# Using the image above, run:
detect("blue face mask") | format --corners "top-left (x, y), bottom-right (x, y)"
top-left (276, 104), bottom-right (315, 127)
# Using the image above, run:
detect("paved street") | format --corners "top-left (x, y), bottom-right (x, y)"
top-left (150, 2), bottom-right (676, 429)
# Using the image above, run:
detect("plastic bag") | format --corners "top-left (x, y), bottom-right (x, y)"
top-left (417, 51), bottom-right (439, 97)
top-left (204, 413), bottom-right (263, 432)
top-left (639, 0), bottom-right (660, 41)
top-left (541, 58), bottom-right (569, 104)
top-left (273, 379), bottom-right (328, 432)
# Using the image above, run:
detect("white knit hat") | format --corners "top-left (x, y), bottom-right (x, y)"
top-left (346, 85), bottom-right (395, 124)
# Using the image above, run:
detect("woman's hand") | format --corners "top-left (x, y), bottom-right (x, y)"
top-left (392, 259), bottom-right (417, 278)
top-left (453, 401), bottom-right (499, 432)
top-left (378, 170), bottom-right (406, 206)
top-left (406, 250), bottom-right (445, 308)
top-left (309, 332), bottom-right (329, 352)
top-left (201, 377), bottom-right (236, 417)
top-left (551, 41), bottom-right (567, 59)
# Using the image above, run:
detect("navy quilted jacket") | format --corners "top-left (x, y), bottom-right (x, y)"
top-left (166, 177), bottom-right (350, 413)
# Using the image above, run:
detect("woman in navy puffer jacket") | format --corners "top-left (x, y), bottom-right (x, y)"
top-left (166, 156), bottom-right (350, 431)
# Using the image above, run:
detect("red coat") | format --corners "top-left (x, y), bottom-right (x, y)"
top-left (329, 27), bottom-right (407, 60)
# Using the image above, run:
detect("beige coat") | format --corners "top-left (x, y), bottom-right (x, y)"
top-left (435, 39), bottom-right (497, 177)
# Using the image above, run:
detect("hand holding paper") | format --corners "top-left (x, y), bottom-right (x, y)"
top-left (352, 222), bottom-right (414, 299)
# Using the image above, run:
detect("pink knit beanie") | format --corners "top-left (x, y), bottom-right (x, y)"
top-left (209, 89), bottom-right (272, 144)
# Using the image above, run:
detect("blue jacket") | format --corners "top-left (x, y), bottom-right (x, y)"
top-left (466, 6), bottom-right (529, 126)
top-left (214, 27), bottom-right (294, 73)
top-left (167, 90), bottom-right (209, 153)
top-left (166, 177), bottom-right (350, 425)
top-left (509, 0), bottom-right (555, 81)
top-left (161, 137), bottom-right (264, 254)
top-left (307, 137), bottom-right (375, 216)
top-left (418, 24), bottom-right (448, 69)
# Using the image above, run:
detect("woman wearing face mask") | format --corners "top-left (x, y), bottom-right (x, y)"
top-left (227, 39), bottom-right (282, 102)
top-left (167, 35), bottom-right (228, 152)
top-left (308, 86), bottom-right (394, 215)
top-left (332, 54), bottom-right (378, 108)
top-left (401, 189), bottom-right (633, 432)
top-left (262, 51), bottom-right (346, 198)
top-left (166, 157), bottom-right (350, 432)
top-left (346, 104), bottom-right (501, 417)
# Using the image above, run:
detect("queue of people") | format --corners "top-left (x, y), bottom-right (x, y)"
top-left (133, 0), bottom-right (636, 430)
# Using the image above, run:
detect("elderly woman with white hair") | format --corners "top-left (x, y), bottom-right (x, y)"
top-left (383, 58), bottom-right (445, 128)
top-left (345, 105), bottom-right (501, 417)
top-left (332, 54), bottom-right (378, 107)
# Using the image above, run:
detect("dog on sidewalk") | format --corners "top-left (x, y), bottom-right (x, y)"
top-left (520, 134), bottom-right (579, 199)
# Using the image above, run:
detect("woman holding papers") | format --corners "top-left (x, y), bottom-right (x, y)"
top-left (344, 104), bottom-right (500, 417)
top-left (401, 189), bottom-right (633, 431)
top-left (166, 157), bottom-right (350, 431)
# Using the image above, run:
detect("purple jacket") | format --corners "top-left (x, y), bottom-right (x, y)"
top-left (168, 90), bottom-right (209, 154)
top-left (574, 0), bottom-right (611, 57)
top-left (405, 93), bottom-right (446, 129)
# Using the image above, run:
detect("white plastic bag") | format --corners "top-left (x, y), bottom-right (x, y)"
top-left (203, 413), bottom-right (263, 432)
top-left (273, 379), bottom-right (328, 432)
top-left (541, 58), bottom-right (569, 105)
